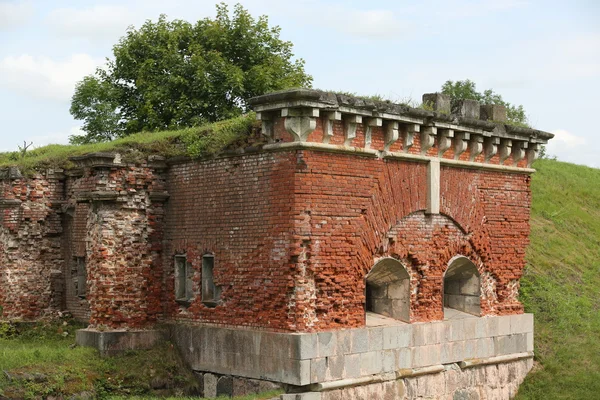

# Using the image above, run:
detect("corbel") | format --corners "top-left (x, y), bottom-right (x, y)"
top-left (321, 111), bottom-right (342, 144)
top-left (282, 108), bottom-right (319, 142)
top-left (469, 134), bottom-right (484, 162)
top-left (484, 137), bottom-right (500, 163)
top-left (437, 129), bottom-right (454, 157)
top-left (403, 124), bottom-right (419, 153)
top-left (344, 115), bottom-right (362, 146)
top-left (421, 126), bottom-right (437, 155)
top-left (526, 143), bottom-right (540, 168)
top-left (365, 117), bottom-right (382, 149)
top-left (384, 121), bottom-right (399, 151)
top-left (512, 141), bottom-right (527, 166)
top-left (256, 112), bottom-right (275, 143)
top-left (499, 139), bottom-right (513, 164)
top-left (454, 132), bottom-right (470, 160)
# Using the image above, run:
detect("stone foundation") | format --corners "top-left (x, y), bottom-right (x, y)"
top-left (315, 357), bottom-right (533, 400)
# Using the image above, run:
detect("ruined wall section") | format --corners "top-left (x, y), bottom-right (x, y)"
top-left (0, 168), bottom-right (65, 319)
top-left (163, 152), bottom-right (301, 331)
top-left (291, 150), bottom-right (531, 330)
top-left (66, 155), bottom-right (168, 329)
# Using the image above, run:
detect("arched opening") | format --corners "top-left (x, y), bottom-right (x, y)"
top-left (365, 258), bottom-right (410, 322)
top-left (443, 256), bottom-right (481, 316)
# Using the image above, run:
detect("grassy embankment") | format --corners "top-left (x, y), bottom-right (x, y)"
top-left (516, 159), bottom-right (600, 399)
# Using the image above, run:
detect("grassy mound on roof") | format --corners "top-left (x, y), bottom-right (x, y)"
top-left (0, 114), bottom-right (258, 174)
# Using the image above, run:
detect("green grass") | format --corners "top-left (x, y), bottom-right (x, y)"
top-left (0, 320), bottom-right (283, 399)
top-left (0, 114), bottom-right (258, 174)
top-left (516, 159), bottom-right (600, 399)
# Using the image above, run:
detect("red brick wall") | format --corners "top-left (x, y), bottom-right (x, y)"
top-left (291, 151), bottom-right (530, 331)
top-left (163, 153), bottom-right (300, 331)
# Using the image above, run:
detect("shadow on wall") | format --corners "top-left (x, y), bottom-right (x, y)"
top-left (443, 256), bottom-right (481, 316)
top-left (365, 257), bottom-right (410, 322)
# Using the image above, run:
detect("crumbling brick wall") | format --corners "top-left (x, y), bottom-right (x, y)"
top-left (0, 169), bottom-right (64, 319)
top-left (163, 152), bottom-right (299, 331)
top-left (289, 150), bottom-right (530, 331)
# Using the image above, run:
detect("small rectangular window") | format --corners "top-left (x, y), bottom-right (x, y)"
top-left (75, 257), bottom-right (86, 298)
top-left (175, 255), bottom-right (193, 303)
top-left (202, 255), bottom-right (220, 307)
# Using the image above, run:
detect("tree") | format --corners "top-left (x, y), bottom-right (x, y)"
top-left (70, 3), bottom-right (312, 144)
top-left (440, 79), bottom-right (528, 126)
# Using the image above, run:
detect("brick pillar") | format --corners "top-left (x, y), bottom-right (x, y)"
top-left (71, 154), bottom-right (166, 329)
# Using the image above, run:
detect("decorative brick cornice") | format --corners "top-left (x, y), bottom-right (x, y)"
top-left (250, 89), bottom-right (554, 169)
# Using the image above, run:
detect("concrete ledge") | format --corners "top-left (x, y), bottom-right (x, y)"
top-left (76, 328), bottom-right (163, 355)
top-left (458, 351), bottom-right (534, 369)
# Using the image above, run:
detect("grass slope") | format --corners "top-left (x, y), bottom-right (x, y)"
top-left (0, 114), bottom-right (258, 174)
top-left (516, 159), bottom-right (600, 399)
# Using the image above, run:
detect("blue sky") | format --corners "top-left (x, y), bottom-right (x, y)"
top-left (0, 0), bottom-right (599, 167)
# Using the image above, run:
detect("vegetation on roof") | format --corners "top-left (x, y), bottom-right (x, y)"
top-left (0, 114), bottom-right (258, 174)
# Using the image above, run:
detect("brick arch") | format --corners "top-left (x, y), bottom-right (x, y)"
top-left (376, 211), bottom-right (498, 321)
top-left (294, 152), bottom-right (528, 331)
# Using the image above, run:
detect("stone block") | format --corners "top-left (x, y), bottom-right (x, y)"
top-left (475, 337), bottom-right (494, 359)
top-left (335, 330), bottom-right (352, 355)
top-left (383, 326), bottom-right (399, 349)
top-left (318, 332), bottom-right (337, 357)
top-left (360, 351), bottom-right (383, 376)
top-left (422, 93), bottom-right (451, 114)
top-left (448, 319), bottom-right (465, 342)
top-left (526, 332), bottom-right (534, 352)
top-left (311, 358), bottom-right (327, 383)
top-left (480, 104), bottom-right (507, 122)
top-left (494, 335), bottom-right (519, 356)
top-left (203, 373), bottom-right (218, 398)
top-left (397, 325), bottom-right (412, 347)
top-left (350, 329), bottom-right (369, 353)
top-left (326, 355), bottom-right (345, 381)
top-left (282, 359), bottom-right (311, 386)
top-left (291, 333), bottom-right (318, 360)
top-left (397, 347), bottom-right (412, 369)
top-left (343, 354), bottom-right (361, 379)
top-left (453, 99), bottom-right (481, 119)
top-left (382, 350), bottom-right (396, 372)
top-left (368, 327), bottom-right (384, 351)
top-left (412, 344), bottom-right (441, 368)
top-left (510, 313), bottom-right (534, 335)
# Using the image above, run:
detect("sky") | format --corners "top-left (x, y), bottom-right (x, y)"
top-left (0, 0), bottom-right (599, 167)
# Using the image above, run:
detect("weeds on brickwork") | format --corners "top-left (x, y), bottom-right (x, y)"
top-left (516, 159), bottom-right (600, 400)
top-left (0, 114), bottom-right (259, 175)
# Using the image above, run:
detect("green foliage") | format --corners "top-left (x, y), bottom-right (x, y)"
top-left (441, 79), bottom-right (529, 126)
top-left (70, 3), bottom-right (311, 144)
top-left (0, 114), bottom-right (258, 174)
top-left (516, 159), bottom-right (600, 399)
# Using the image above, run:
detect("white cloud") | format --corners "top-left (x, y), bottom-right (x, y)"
top-left (46, 5), bottom-right (135, 42)
top-left (0, 53), bottom-right (99, 102)
top-left (548, 129), bottom-right (586, 148)
top-left (0, 0), bottom-right (33, 31)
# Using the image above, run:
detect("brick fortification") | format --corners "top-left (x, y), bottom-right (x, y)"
top-left (0, 90), bottom-right (553, 399)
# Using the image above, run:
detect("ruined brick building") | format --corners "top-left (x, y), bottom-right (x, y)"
top-left (0, 90), bottom-right (553, 399)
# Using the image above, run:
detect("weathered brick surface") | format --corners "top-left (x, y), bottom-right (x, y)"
top-left (290, 151), bottom-right (530, 330)
top-left (163, 153), bottom-right (299, 331)
top-left (0, 170), bottom-right (64, 319)
top-left (0, 145), bottom-right (531, 332)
